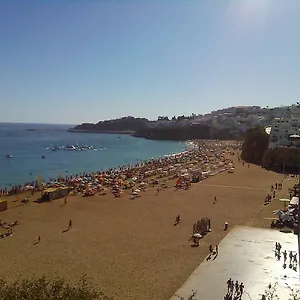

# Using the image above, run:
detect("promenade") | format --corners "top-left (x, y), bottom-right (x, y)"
top-left (170, 226), bottom-right (299, 300)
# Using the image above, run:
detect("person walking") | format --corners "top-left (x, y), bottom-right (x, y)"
top-left (240, 283), bottom-right (244, 296)
top-left (215, 244), bottom-right (219, 255)
top-left (226, 278), bottom-right (232, 293)
top-left (38, 235), bottom-right (41, 243)
top-left (230, 280), bottom-right (234, 294)
top-left (283, 250), bottom-right (287, 263)
top-left (224, 222), bottom-right (228, 231)
top-left (277, 243), bottom-right (282, 253)
top-left (293, 253), bottom-right (298, 265)
top-left (68, 219), bottom-right (72, 230)
top-left (213, 196), bottom-right (217, 204)
top-left (235, 281), bottom-right (239, 295)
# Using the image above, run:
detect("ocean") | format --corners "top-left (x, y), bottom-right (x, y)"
top-left (0, 123), bottom-right (187, 188)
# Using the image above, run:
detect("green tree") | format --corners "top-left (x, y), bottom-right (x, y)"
top-left (0, 275), bottom-right (112, 300)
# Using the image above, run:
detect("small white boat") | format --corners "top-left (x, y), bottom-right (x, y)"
top-left (6, 154), bottom-right (12, 158)
top-left (64, 145), bottom-right (76, 151)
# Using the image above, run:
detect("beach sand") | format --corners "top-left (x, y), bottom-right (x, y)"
top-left (0, 152), bottom-right (297, 300)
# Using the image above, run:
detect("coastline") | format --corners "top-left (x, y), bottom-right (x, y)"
top-left (0, 140), bottom-right (190, 191)
top-left (0, 123), bottom-right (187, 189)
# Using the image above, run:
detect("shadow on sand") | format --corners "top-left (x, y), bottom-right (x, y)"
top-left (224, 292), bottom-right (241, 300)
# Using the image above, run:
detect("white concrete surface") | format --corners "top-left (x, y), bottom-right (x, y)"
top-left (170, 226), bottom-right (300, 300)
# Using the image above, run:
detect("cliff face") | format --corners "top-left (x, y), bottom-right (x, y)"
top-left (263, 147), bottom-right (300, 171)
top-left (241, 126), bottom-right (269, 165)
top-left (72, 117), bottom-right (150, 132)
top-left (241, 126), bottom-right (300, 172)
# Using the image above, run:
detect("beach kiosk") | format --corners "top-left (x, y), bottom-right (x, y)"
top-left (0, 200), bottom-right (7, 212)
top-left (40, 187), bottom-right (69, 202)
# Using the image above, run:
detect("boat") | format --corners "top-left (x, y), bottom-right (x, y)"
top-left (64, 145), bottom-right (76, 151)
top-left (6, 154), bottom-right (12, 158)
top-left (47, 144), bottom-right (97, 151)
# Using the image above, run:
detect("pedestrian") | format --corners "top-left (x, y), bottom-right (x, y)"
top-left (226, 278), bottom-right (232, 293)
top-left (293, 253), bottom-right (297, 264)
top-left (240, 283), bottom-right (244, 296)
top-left (235, 280), bottom-right (239, 295)
top-left (289, 251), bottom-right (293, 263)
top-left (224, 222), bottom-right (228, 231)
top-left (64, 197), bottom-right (67, 205)
top-left (215, 244), bottom-right (219, 255)
top-left (209, 244), bottom-right (213, 253)
top-left (230, 281), bottom-right (234, 294)
top-left (213, 196), bottom-right (217, 204)
top-left (38, 235), bottom-right (41, 242)
top-left (277, 243), bottom-right (282, 253)
top-left (173, 215), bottom-right (181, 226)
top-left (283, 250), bottom-right (287, 263)
top-left (68, 219), bottom-right (72, 229)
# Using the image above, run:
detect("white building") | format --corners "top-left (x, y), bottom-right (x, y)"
top-left (269, 105), bottom-right (300, 149)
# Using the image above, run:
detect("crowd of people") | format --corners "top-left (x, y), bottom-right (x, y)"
top-left (275, 242), bottom-right (298, 270)
top-left (225, 278), bottom-right (244, 299)
top-left (0, 140), bottom-right (242, 200)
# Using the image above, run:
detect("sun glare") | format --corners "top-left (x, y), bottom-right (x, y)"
top-left (225, 0), bottom-right (271, 35)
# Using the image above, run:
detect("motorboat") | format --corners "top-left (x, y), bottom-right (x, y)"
top-left (6, 154), bottom-right (12, 158)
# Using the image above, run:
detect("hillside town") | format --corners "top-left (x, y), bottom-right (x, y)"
top-left (268, 104), bottom-right (300, 149)
top-left (154, 105), bottom-right (294, 133)
top-left (71, 104), bottom-right (299, 142)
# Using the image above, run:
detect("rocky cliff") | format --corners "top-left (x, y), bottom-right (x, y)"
top-left (71, 116), bottom-right (150, 133)
top-left (241, 126), bottom-right (269, 165)
top-left (71, 117), bottom-right (244, 141)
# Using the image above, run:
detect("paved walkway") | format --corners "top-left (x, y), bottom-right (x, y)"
top-left (170, 226), bottom-right (299, 300)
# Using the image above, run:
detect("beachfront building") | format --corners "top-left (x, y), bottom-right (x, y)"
top-left (269, 105), bottom-right (300, 149)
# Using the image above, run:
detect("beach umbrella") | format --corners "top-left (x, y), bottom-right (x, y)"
top-left (279, 198), bottom-right (290, 202)
top-left (193, 233), bottom-right (202, 238)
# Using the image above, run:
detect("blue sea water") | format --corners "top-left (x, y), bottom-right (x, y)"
top-left (0, 123), bottom-right (186, 188)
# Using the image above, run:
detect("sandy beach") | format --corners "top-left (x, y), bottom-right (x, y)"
top-left (0, 143), bottom-right (297, 300)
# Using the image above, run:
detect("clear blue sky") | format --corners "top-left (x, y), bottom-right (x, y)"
top-left (1, 0), bottom-right (299, 124)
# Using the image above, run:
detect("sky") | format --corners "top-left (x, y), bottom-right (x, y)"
top-left (0, 0), bottom-right (300, 124)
